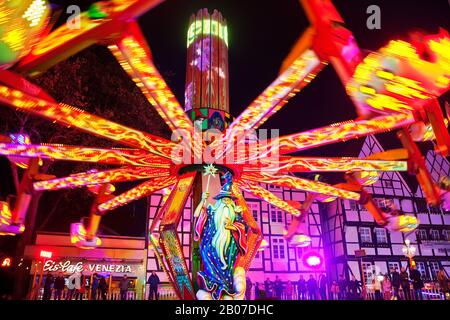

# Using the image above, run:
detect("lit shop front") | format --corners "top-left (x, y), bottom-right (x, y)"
top-left (24, 232), bottom-right (147, 300)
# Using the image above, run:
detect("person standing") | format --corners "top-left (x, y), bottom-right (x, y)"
top-left (373, 274), bottom-right (383, 300)
top-left (119, 275), bottom-right (129, 300)
top-left (382, 274), bottom-right (392, 300)
top-left (91, 273), bottom-right (99, 300)
top-left (98, 275), bottom-right (108, 300)
top-left (274, 276), bottom-right (283, 299)
top-left (409, 265), bottom-right (424, 300)
top-left (437, 268), bottom-right (449, 299)
top-left (42, 272), bottom-right (54, 300)
top-left (390, 268), bottom-right (401, 300)
top-left (319, 274), bottom-right (328, 300)
top-left (245, 277), bottom-right (253, 300)
top-left (53, 272), bottom-right (65, 300)
top-left (285, 281), bottom-right (293, 300)
top-left (297, 275), bottom-right (307, 300)
top-left (307, 275), bottom-right (317, 300)
top-left (348, 276), bottom-right (361, 300)
top-left (254, 282), bottom-right (261, 300)
top-left (400, 267), bottom-right (411, 300)
top-left (147, 271), bottom-right (160, 300)
top-left (330, 281), bottom-right (339, 300)
top-left (264, 278), bottom-right (272, 298)
top-left (65, 274), bottom-right (75, 300)
top-left (75, 272), bottom-right (86, 300)
top-left (338, 275), bottom-right (347, 300)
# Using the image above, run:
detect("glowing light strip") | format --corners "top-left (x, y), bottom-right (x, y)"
top-left (213, 50), bottom-right (325, 158)
top-left (98, 176), bottom-right (177, 212)
top-left (17, 0), bottom-right (164, 73)
top-left (236, 180), bottom-right (300, 216)
top-left (34, 167), bottom-right (170, 191)
top-left (230, 50), bottom-right (323, 132)
top-left (241, 172), bottom-right (360, 201)
top-left (237, 112), bottom-right (415, 163)
top-left (110, 31), bottom-right (194, 136)
top-left (243, 156), bottom-right (407, 173)
top-left (0, 143), bottom-right (171, 168)
top-left (0, 86), bottom-right (177, 159)
top-left (347, 37), bottom-right (450, 115)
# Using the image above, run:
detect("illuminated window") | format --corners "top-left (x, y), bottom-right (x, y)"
top-left (359, 227), bottom-right (372, 243)
top-left (272, 238), bottom-right (286, 259)
top-left (362, 262), bottom-right (374, 284)
top-left (374, 228), bottom-right (388, 244)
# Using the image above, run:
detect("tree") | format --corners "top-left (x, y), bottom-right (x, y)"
top-left (0, 44), bottom-right (172, 298)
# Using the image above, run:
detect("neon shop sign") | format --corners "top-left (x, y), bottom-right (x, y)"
top-left (43, 260), bottom-right (133, 273)
top-left (187, 18), bottom-right (228, 48)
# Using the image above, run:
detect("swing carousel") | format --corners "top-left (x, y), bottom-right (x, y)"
top-left (0, 0), bottom-right (449, 300)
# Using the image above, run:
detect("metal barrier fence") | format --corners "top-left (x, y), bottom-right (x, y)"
top-left (364, 288), bottom-right (447, 300)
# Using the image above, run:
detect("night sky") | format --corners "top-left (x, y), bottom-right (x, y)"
top-left (1, 0), bottom-right (449, 240)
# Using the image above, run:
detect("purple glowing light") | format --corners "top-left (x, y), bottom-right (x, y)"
top-left (303, 252), bottom-right (323, 268)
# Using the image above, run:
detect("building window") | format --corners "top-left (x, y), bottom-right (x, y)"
top-left (247, 202), bottom-right (259, 222)
top-left (268, 185), bottom-right (282, 191)
top-left (272, 238), bottom-right (286, 259)
top-left (382, 180), bottom-right (393, 188)
top-left (349, 200), bottom-right (358, 211)
top-left (270, 206), bottom-right (283, 223)
top-left (374, 228), bottom-right (388, 244)
top-left (359, 227), bottom-right (372, 243)
top-left (388, 262), bottom-right (400, 272)
top-left (429, 262), bottom-right (440, 280)
top-left (416, 262), bottom-right (427, 279)
top-left (362, 262), bottom-right (374, 284)
top-left (430, 229), bottom-right (440, 241)
top-left (416, 229), bottom-right (427, 241)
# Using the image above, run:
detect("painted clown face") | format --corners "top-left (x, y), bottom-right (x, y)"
top-left (0, 0), bottom-right (50, 69)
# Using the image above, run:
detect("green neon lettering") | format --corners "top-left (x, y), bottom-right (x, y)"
top-left (187, 19), bottom-right (228, 48)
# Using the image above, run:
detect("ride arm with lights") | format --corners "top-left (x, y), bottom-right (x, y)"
top-left (284, 193), bottom-right (316, 242)
top-left (397, 129), bottom-right (441, 207)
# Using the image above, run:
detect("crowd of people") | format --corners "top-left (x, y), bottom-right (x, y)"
top-left (42, 272), bottom-right (109, 300)
top-left (245, 267), bottom-right (449, 300)
top-left (40, 271), bottom-right (160, 300)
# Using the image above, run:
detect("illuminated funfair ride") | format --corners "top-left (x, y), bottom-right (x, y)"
top-left (0, 0), bottom-right (449, 299)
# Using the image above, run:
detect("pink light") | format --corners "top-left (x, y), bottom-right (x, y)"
top-left (303, 252), bottom-right (323, 268)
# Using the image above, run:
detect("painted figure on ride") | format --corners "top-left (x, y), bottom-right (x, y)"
top-left (194, 171), bottom-right (247, 300)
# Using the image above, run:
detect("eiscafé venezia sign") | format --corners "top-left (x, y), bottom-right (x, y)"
top-left (43, 260), bottom-right (134, 274)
